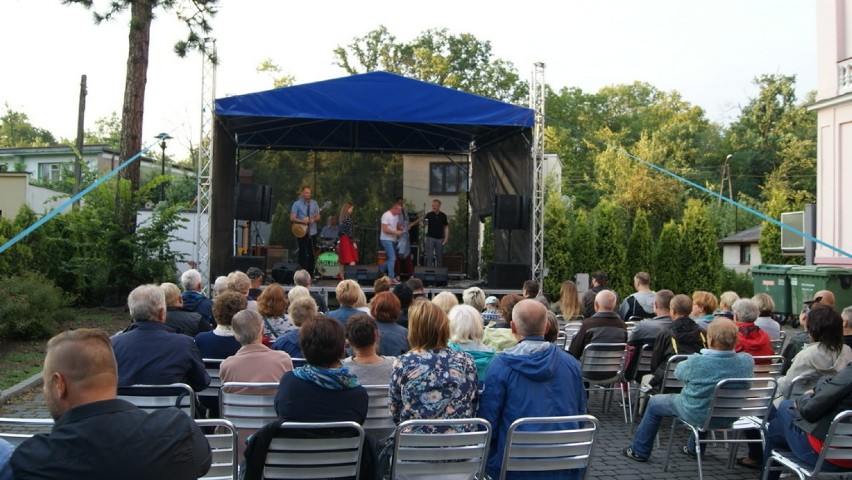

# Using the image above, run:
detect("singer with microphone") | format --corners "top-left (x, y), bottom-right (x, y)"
top-left (290, 186), bottom-right (321, 276)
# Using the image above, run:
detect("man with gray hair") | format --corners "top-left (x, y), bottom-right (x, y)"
top-left (293, 269), bottom-right (328, 313)
top-left (111, 284), bottom-right (210, 392)
top-left (180, 268), bottom-right (214, 326)
top-left (11, 329), bottom-right (211, 479)
top-left (568, 289), bottom-right (626, 359)
top-left (479, 299), bottom-right (586, 479)
top-left (733, 298), bottom-right (773, 357)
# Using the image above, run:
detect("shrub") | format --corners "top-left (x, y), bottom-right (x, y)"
top-left (0, 272), bottom-right (73, 340)
top-left (720, 268), bottom-right (754, 297)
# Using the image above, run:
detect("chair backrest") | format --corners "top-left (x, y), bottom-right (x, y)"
top-left (633, 344), bottom-right (655, 380)
top-left (555, 331), bottom-right (568, 350)
top-left (219, 382), bottom-right (279, 431)
top-left (784, 373), bottom-right (821, 399)
top-left (499, 415), bottom-right (599, 480)
top-left (809, 409), bottom-right (852, 474)
top-left (699, 378), bottom-right (777, 431)
top-left (263, 421), bottom-right (365, 480)
top-left (624, 321), bottom-right (637, 334)
top-left (291, 357), bottom-right (308, 368)
top-left (580, 343), bottom-right (628, 383)
top-left (195, 418), bottom-right (239, 480)
top-left (658, 354), bottom-right (690, 393)
top-left (198, 358), bottom-right (225, 402)
top-left (0, 417), bottom-right (54, 448)
top-left (391, 418), bottom-right (491, 480)
top-left (751, 355), bottom-right (785, 379)
top-left (116, 383), bottom-right (196, 418)
top-left (362, 384), bottom-right (395, 439)
top-left (770, 331), bottom-right (787, 355)
top-left (563, 322), bottom-right (583, 350)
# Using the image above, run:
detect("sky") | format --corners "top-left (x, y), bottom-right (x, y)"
top-left (0, 0), bottom-right (817, 160)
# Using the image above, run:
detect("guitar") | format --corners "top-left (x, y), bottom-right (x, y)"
top-left (291, 200), bottom-right (331, 238)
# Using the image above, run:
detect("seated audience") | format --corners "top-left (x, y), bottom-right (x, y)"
top-left (554, 280), bottom-right (581, 319)
top-left (393, 282), bottom-right (414, 328)
top-left (479, 299), bottom-right (587, 479)
top-left (12, 329), bottom-right (211, 479)
top-left (627, 289), bottom-right (674, 348)
top-left (220, 310), bottom-right (294, 385)
top-left (567, 290), bottom-right (626, 360)
top-left (161, 282), bottom-right (211, 337)
top-left (272, 296), bottom-right (318, 359)
top-left (246, 266), bottom-right (265, 300)
top-left (483, 294), bottom-right (522, 352)
top-left (646, 294), bottom-right (706, 392)
top-left (407, 277), bottom-right (427, 301)
top-left (843, 306), bottom-right (852, 349)
top-left (619, 272), bottom-right (656, 320)
top-left (112, 284), bottom-right (209, 391)
top-left (753, 293), bottom-right (782, 340)
top-left (371, 291), bottom-right (409, 356)
top-left (733, 298), bottom-right (773, 358)
top-left (227, 270), bottom-right (257, 312)
top-left (373, 275), bottom-right (391, 294)
top-left (390, 301), bottom-right (478, 431)
top-left (343, 313), bottom-right (396, 385)
top-left (256, 283), bottom-right (293, 338)
top-left (522, 279), bottom-right (550, 309)
top-left (716, 291), bottom-right (739, 320)
top-left (463, 286), bottom-right (486, 313)
top-left (782, 291), bottom-right (835, 373)
top-left (0, 438), bottom-right (10, 480)
top-left (482, 295), bottom-right (501, 324)
top-left (623, 319), bottom-right (754, 462)
top-left (327, 279), bottom-right (364, 324)
top-left (195, 290), bottom-right (245, 360)
top-left (691, 290), bottom-right (718, 332)
top-left (180, 268), bottom-right (214, 325)
top-left (448, 305), bottom-right (495, 380)
top-left (293, 269), bottom-right (328, 313)
top-left (761, 362), bottom-right (852, 480)
top-left (432, 290), bottom-right (459, 315)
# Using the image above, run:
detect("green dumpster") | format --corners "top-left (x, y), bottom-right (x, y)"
top-left (751, 265), bottom-right (793, 317)
top-left (788, 265), bottom-right (852, 315)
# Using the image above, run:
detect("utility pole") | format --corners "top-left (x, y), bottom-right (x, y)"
top-left (73, 74), bottom-right (87, 209)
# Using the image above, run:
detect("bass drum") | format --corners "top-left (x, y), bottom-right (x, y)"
top-left (316, 251), bottom-right (340, 278)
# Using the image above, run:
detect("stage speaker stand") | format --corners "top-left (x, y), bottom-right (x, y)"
top-left (271, 262), bottom-right (300, 285)
top-left (414, 266), bottom-right (448, 287)
top-left (232, 256), bottom-right (265, 274)
top-left (488, 263), bottom-right (530, 289)
top-left (343, 265), bottom-right (381, 286)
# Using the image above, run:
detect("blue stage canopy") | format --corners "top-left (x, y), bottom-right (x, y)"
top-left (214, 71), bottom-right (534, 153)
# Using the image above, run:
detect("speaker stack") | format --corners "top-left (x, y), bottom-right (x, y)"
top-left (271, 262), bottom-right (300, 285)
top-left (413, 266), bottom-right (448, 287)
top-left (235, 183), bottom-right (273, 223)
top-left (343, 265), bottom-right (381, 285)
top-left (487, 263), bottom-right (530, 289)
top-left (494, 194), bottom-right (529, 230)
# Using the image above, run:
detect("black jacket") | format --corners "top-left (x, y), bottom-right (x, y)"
top-left (795, 362), bottom-right (852, 440)
top-left (648, 316), bottom-right (706, 389)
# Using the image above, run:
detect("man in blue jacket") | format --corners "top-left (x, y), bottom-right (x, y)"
top-left (180, 268), bottom-right (214, 326)
top-left (478, 299), bottom-right (587, 479)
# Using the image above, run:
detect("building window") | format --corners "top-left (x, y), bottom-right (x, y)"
top-left (38, 163), bottom-right (62, 183)
top-left (429, 162), bottom-right (468, 195)
top-left (739, 244), bottom-right (751, 265)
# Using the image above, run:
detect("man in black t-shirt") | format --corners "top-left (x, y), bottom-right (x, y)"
top-left (423, 199), bottom-right (449, 267)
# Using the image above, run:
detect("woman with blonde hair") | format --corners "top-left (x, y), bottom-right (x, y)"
top-left (555, 280), bottom-right (581, 319)
top-left (692, 290), bottom-right (718, 332)
top-left (448, 305), bottom-right (494, 380)
top-left (389, 301), bottom-right (478, 431)
top-left (337, 202), bottom-right (359, 276)
top-left (432, 290), bottom-right (459, 315)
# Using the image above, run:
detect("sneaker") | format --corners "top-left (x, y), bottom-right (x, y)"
top-left (388, 279), bottom-right (401, 285)
top-left (622, 446), bottom-right (648, 462)
top-left (681, 445), bottom-right (698, 459)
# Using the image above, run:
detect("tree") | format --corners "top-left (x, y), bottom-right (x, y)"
top-left (256, 59), bottom-right (296, 88)
top-left (84, 112), bottom-right (122, 150)
top-left (571, 209), bottom-right (594, 277)
top-left (654, 220), bottom-right (682, 293)
top-left (543, 189), bottom-right (572, 296)
top-left (626, 209), bottom-right (654, 283)
top-left (0, 105), bottom-right (57, 147)
top-left (679, 199), bottom-right (722, 294)
top-left (333, 26), bottom-right (527, 103)
top-left (63, 0), bottom-right (217, 192)
top-left (592, 200), bottom-right (630, 297)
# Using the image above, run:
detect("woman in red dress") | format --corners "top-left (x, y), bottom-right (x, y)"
top-left (337, 202), bottom-right (359, 279)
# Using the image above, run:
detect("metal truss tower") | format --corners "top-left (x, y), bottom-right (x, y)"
top-left (196, 38), bottom-right (217, 293)
top-left (530, 62), bottom-right (546, 281)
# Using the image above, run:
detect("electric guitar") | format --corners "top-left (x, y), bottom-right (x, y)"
top-left (291, 200), bottom-right (331, 238)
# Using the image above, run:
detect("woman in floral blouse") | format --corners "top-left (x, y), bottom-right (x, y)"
top-left (389, 300), bottom-right (478, 431)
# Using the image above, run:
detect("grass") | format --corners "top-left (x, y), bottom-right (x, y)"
top-left (0, 350), bottom-right (44, 392)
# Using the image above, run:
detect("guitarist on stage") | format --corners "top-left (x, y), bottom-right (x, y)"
top-left (290, 186), bottom-right (321, 277)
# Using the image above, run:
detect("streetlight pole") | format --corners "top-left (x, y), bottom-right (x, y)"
top-left (155, 132), bottom-right (172, 203)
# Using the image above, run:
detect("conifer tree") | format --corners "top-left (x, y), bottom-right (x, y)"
top-left (592, 200), bottom-right (630, 297)
top-left (543, 189), bottom-right (572, 297)
top-left (572, 209), bottom-right (594, 278)
top-left (679, 199), bottom-right (722, 294)
top-left (654, 220), bottom-right (682, 293)
top-left (627, 209), bottom-right (654, 284)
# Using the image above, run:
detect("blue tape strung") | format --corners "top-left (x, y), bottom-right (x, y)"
top-left (609, 144), bottom-right (852, 259)
top-left (0, 139), bottom-right (163, 255)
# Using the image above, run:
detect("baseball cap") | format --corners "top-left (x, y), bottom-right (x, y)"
top-left (803, 295), bottom-right (823, 305)
top-left (246, 267), bottom-right (264, 279)
top-left (485, 296), bottom-right (498, 305)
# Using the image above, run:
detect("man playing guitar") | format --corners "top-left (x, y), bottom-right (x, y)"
top-left (290, 186), bottom-right (321, 277)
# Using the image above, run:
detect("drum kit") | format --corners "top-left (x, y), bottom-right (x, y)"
top-left (316, 238), bottom-right (340, 278)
